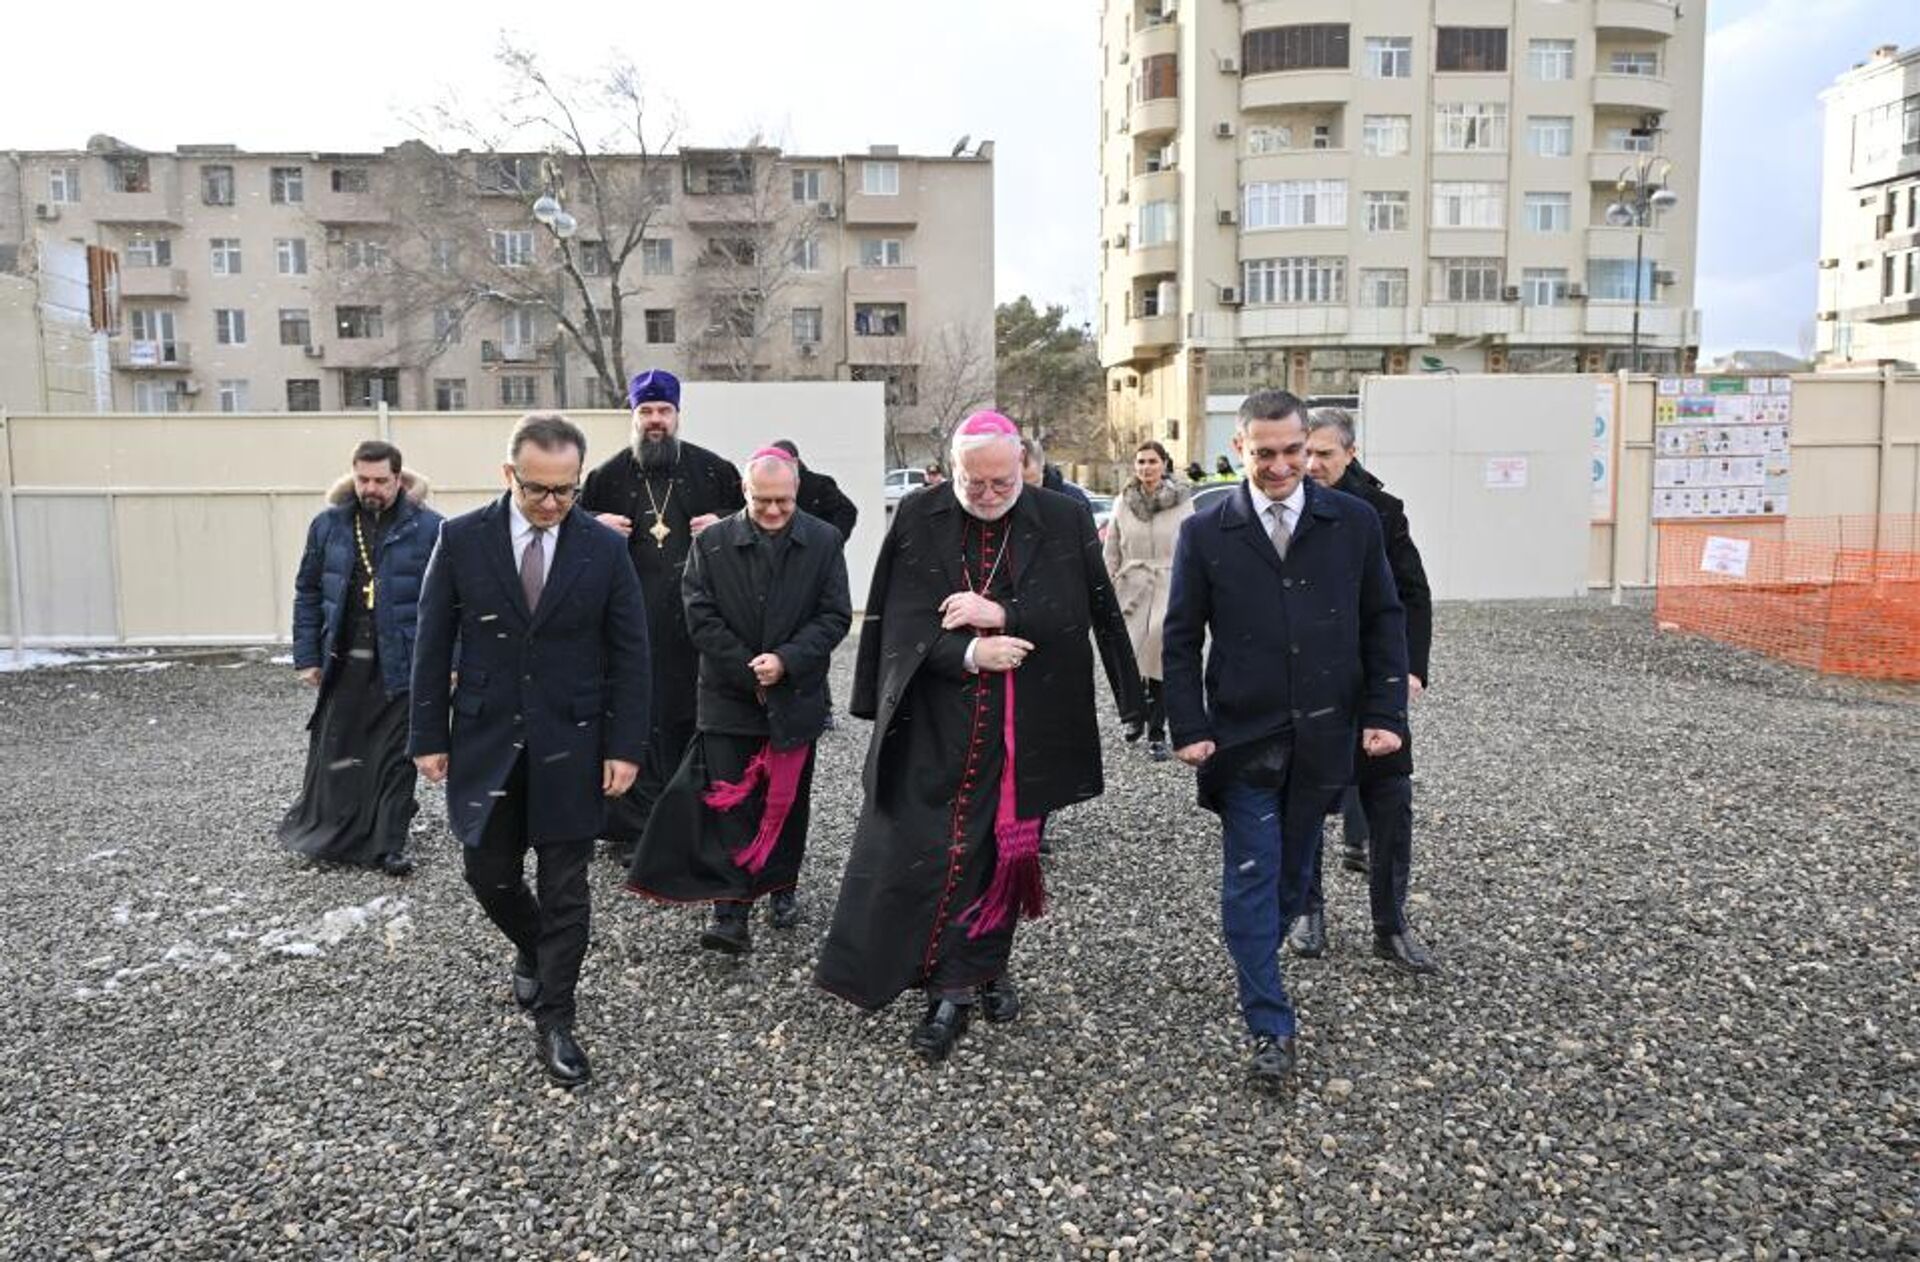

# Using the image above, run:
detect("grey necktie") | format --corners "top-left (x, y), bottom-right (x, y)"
top-left (520, 527), bottom-right (547, 612)
top-left (1269, 502), bottom-right (1291, 560)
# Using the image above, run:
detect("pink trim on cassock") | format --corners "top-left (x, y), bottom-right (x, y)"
top-left (702, 742), bottom-right (811, 874)
top-left (961, 668), bottom-right (1047, 938)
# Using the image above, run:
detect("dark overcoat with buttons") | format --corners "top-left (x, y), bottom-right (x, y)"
top-left (408, 495), bottom-right (651, 847)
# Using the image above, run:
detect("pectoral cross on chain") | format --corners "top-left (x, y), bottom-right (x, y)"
top-left (648, 519), bottom-right (671, 548)
top-left (362, 579), bottom-right (377, 610)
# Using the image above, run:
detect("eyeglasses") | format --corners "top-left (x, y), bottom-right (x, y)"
top-left (513, 473), bottom-right (580, 503)
top-left (957, 474), bottom-right (1021, 496)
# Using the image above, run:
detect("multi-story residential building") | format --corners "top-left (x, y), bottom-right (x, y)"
top-left (1815, 43), bottom-right (1920, 371)
top-left (1097, 0), bottom-right (1704, 464)
top-left (1, 137), bottom-right (993, 456)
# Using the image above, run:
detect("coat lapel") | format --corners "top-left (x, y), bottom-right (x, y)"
top-left (1006, 488), bottom-right (1044, 594)
top-left (485, 495), bottom-right (535, 624)
top-left (1222, 480), bottom-right (1287, 580)
top-left (528, 507), bottom-right (592, 631)
top-left (922, 488), bottom-right (969, 596)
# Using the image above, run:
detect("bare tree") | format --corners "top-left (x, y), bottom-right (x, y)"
top-left (679, 141), bottom-right (819, 383)
top-left (861, 321), bottom-right (995, 467)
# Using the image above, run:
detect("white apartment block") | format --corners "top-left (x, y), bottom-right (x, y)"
top-left (1098, 0), bottom-right (1704, 464)
top-left (0, 138), bottom-right (993, 440)
top-left (1815, 43), bottom-right (1920, 371)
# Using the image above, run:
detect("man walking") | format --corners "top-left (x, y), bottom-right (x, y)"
top-left (411, 413), bottom-right (650, 1088)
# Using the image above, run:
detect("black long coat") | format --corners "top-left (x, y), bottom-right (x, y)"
top-left (1335, 460), bottom-right (1431, 780)
top-left (795, 465), bottom-right (859, 541)
top-left (682, 509), bottom-right (851, 748)
top-left (850, 483), bottom-right (1145, 818)
top-left (408, 497), bottom-right (651, 846)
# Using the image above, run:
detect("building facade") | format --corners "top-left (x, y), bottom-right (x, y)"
top-left (0, 138), bottom-right (993, 454)
top-left (1097, 0), bottom-right (1704, 466)
top-left (1815, 43), bottom-right (1920, 371)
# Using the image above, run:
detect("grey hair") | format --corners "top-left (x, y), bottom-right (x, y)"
top-left (1237, 388), bottom-right (1307, 430)
top-left (509, 412), bottom-right (588, 464)
top-left (951, 427), bottom-right (1021, 462)
top-left (743, 453), bottom-right (800, 483)
top-left (1019, 436), bottom-right (1045, 465)
top-left (1306, 406), bottom-right (1356, 449)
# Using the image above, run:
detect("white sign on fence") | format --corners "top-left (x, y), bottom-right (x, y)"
top-left (1699, 535), bottom-right (1753, 578)
top-left (1484, 456), bottom-right (1529, 489)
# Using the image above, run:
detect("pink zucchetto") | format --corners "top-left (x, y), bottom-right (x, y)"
top-left (958, 411), bottom-right (1018, 437)
top-left (749, 445), bottom-right (797, 464)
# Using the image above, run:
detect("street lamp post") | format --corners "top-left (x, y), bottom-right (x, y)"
top-left (1604, 155), bottom-right (1679, 373)
top-left (531, 163), bottom-right (578, 408)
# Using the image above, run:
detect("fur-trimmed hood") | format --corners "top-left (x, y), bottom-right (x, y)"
top-left (327, 468), bottom-right (432, 507)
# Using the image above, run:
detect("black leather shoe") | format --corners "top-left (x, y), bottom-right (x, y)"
top-left (767, 890), bottom-right (800, 930)
top-left (380, 851), bottom-right (415, 877)
top-left (1249, 1035), bottom-right (1298, 1087)
top-left (1148, 740), bottom-right (1171, 763)
top-left (909, 999), bottom-right (971, 1062)
top-left (1340, 843), bottom-right (1368, 875)
top-left (699, 905), bottom-right (752, 955)
top-left (538, 1026), bottom-right (591, 1087)
top-left (1287, 909), bottom-right (1327, 958)
top-left (511, 952), bottom-right (540, 1012)
top-left (1373, 926), bottom-right (1440, 975)
top-left (976, 976), bottom-right (1020, 1024)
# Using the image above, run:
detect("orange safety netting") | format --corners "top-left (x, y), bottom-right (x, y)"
top-left (1655, 516), bottom-right (1920, 682)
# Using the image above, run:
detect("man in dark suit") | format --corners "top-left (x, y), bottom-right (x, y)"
top-left (1290, 408), bottom-right (1438, 973)
top-left (1162, 389), bottom-right (1408, 1088)
top-left (410, 413), bottom-right (650, 1088)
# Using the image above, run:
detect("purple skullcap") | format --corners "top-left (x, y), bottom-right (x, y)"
top-left (627, 368), bottom-right (681, 409)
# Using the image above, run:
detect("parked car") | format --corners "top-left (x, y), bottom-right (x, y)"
top-left (884, 467), bottom-right (928, 501)
top-left (1191, 482), bottom-right (1238, 515)
top-left (1081, 492), bottom-right (1115, 536)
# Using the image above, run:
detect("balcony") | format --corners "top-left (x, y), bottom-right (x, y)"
top-left (1129, 19), bottom-right (1179, 63)
top-left (1422, 305), bottom-right (1521, 337)
top-left (311, 189), bottom-right (391, 225)
top-left (1130, 96), bottom-right (1180, 139)
top-left (1584, 303), bottom-right (1692, 339)
top-left (118, 267), bottom-right (188, 300)
top-left (1187, 311), bottom-right (1239, 343)
top-left (1589, 151), bottom-right (1657, 185)
top-left (1517, 305), bottom-right (1585, 339)
top-left (1592, 73), bottom-right (1673, 115)
top-left (1130, 167), bottom-right (1180, 204)
top-left (112, 339), bottom-right (192, 370)
top-left (1240, 149), bottom-right (1351, 182)
top-left (1349, 308), bottom-right (1418, 341)
top-left (1237, 306), bottom-right (1350, 340)
top-left (1241, 0), bottom-right (1352, 28)
top-left (682, 193), bottom-right (767, 227)
top-left (1127, 314), bottom-right (1180, 354)
top-left (846, 264), bottom-right (918, 300)
top-left (481, 339), bottom-right (555, 364)
top-left (1241, 71), bottom-right (1350, 113)
top-left (1130, 241), bottom-right (1180, 279)
top-left (95, 184), bottom-right (183, 226)
top-left (845, 185), bottom-right (920, 227)
top-left (1595, 0), bottom-right (1678, 38)
top-left (1587, 224), bottom-right (1667, 260)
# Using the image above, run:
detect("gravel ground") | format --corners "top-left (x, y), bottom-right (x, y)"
top-left (0, 600), bottom-right (1914, 1260)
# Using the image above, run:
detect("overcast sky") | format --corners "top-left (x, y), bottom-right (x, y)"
top-left (5, 0), bottom-right (1918, 356)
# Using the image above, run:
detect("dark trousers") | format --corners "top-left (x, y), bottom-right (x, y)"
top-left (1305, 774), bottom-right (1414, 935)
top-left (1142, 678), bottom-right (1167, 743)
top-left (462, 756), bottom-right (595, 1034)
top-left (1218, 779), bottom-right (1315, 1040)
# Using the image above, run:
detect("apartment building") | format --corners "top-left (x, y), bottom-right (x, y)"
top-left (0, 138), bottom-right (993, 442)
top-left (1814, 43), bottom-right (1920, 370)
top-left (1098, 0), bottom-right (1704, 464)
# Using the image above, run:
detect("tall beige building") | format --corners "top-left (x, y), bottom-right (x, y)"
top-left (0, 137), bottom-right (993, 457)
top-left (1814, 43), bottom-right (1920, 371)
top-left (1098, 0), bottom-right (1703, 465)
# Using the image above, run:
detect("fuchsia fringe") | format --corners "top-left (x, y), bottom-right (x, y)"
top-left (702, 742), bottom-right (810, 875)
top-left (963, 669), bottom-right (1048, 939)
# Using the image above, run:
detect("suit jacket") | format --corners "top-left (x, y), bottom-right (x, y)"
top-left (851, 483), bottom-right (1144, 819)
top-left (796, 465), bottom-right (859, 541)
top-left (409, 496), bottom-right (651, 847)
top-left (682, 508), bottom-right (851, 748)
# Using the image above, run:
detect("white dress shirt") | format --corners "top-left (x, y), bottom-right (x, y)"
top-left (1246, 478), bottom-right (1306, 546)
top-left (508, 497), bottom-right (558, 576)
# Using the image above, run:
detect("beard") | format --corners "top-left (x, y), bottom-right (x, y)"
top-left (634, 432), bottom-right (680, 471)
top-left (357, 492), bottom-right (394, 515)
top-left (957, 480), bottom-right (1020, 522)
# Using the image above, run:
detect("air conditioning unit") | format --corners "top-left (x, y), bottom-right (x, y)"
top-left (1118, 49), bottom-right (1130, 64)
top-left (1219, 286), bottom-right (1242, 306)
top-left (33, 202), bottom-right (58, 222)
top-left (181, 380), bottom-right (202, 395)
top-left (303, 344), bottom-right (325, 358)
top-left (1501, 285), bottom-right (1521, 302)
top-left (1653, 268), bottom-right (1677, 287)
top-left (1111, 231), bottom-right (1130, 249)
top-left (1159, 0), bottom-right (1177, 16)
top-left (1218, 56), bottom-right (1240, 74)
top-left (1117, 187), bottom-right (1131, 203)
top-left (797, 342), bottom-right (818, 358)
top-left (1566, 283), bottom-right (1587, 300)
top-left (325, 227), bottom-right (345, 243)
top-left (1874, 214), bottom-right (1893, 237)
top-left (817, 202), bottom-right (838, 220)
top-left (1217, 208), bottom-right (1238, 226)
top-left (1213, 122), bottom-right (1235, 139)
top-left (1119, 118), bottom-right (1131, 135)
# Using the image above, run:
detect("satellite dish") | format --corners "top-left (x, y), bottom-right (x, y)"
top-left (951, 134), bottom-right (972, 157)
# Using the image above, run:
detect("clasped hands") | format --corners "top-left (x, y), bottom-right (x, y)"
top-left (939, 592), bottom-right (1032, 674)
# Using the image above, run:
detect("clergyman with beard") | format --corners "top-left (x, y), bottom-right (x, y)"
top-left (580, 369), bottom-right (745, 859)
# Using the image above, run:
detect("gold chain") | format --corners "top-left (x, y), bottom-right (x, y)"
top-left (352, 514), bottom-right (377, 610)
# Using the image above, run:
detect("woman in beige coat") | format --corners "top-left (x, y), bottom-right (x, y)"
top-left (1102, 440), bottom-right (1194, 761)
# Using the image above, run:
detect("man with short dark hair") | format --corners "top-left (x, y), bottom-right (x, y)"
top-left (411, 413), bottom-right (650, 1088)
top-left (280, 440), bottom-right (441, 876)
top-left (1018, 435), bottom-right (1094, 515)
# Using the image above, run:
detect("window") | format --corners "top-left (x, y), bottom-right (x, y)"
top-left (1521, 268), bottom-right (1570, 306)
top-left (200, 165), bottom-right (233, 205)
top-left (1431, 257), bottom-right (1503, 302)
top-left (128, 308), bottom-right (176, 352)
top-left (854, 303), bottom-right (906, 336)
top-left (1243, 180), bottom-right (1346, 229)
top-left (501, 308), bottom-right (536, 350)
top-left (499, 376), bottom-right (537, 407)
top-left (434, 308), bottom-right (462, 345)
top-left (792, 307), bottom-right (823, 344)
top-left (1608, 50), bottom-right (1659, 76)
top-left (792, 236), bottom-right (822, 271)
top-left (335, 306), bottom-right (384, 339)
top-left (1144, 142), bottom-right (1179, 172)
top-left (792, 169), bottom-right (823, 202)
top-left (330, 166), bottom-right (369, 193)
top-left (859, 237), bottom-right (905, 267)
top-left (434, 378), bottom-right (467, 411)
top-left (477, 156), bottom-right (537, 194)
top-left (644, 308), bottom-right (676, 344)
top-left (108, 157), bottom-right (150, 194)
top-left (1241, 256), bottom-right (1344, 305)
top-left (275, 238), bottom-right (307, 275)
top-left (1363, 191), bottom-right (1409, 233)
top-left (269, 166), bottom-right (304, 204)
top-left (1357, 268), bottom-right (1408, 308)
top-left (1435, 103), bottom-right (1508, 151)
top-left (217, 380), bottom-right (249, 413)
top-left (209, 238), bottom-right (242, 276)
top-left (1528, 116), bottom-right (1574, 158)
top-left (341, 239), bottom-right (388, 270)
top-left (1137, 199), bottom-right (1181, 244)
top-left (1242, 25), bottom-right (1350, 75)
top-left (1524, 192), bottom-right (1571, 233)
top-left (1137, 279), bottom-right (1177, 318)
top-left (132, 381), bottom-right (182, 414)
top-left (279, 308), bottom-right (311, 346)
top-left (286, 379), bottom-right (321, 412)
top-left (849, 364), bottom-right (917, 407)
top-left (490, 230), bottom-right (533, 268)
top-left (645, 165), bottom-right (675, 203)
top-left (641, 238), bottom-right (674, 275)
top-left (1432, 182), bottom-right (1505, 228)
top-left (1246, 125), bottom-right (1294, 155)
top-left (124, 237), bottom-right (171, 267)
top-left (1134, 54), bottom-right (1178, 101)
top-left (577, 240), bottom-right (611, 276)
top-left (1528, 39), bottom-right (1574, 81)
top-left (1361, 115), bottom-right (1410, 157)
top-left (431, 238), bottom-right (459, 272)
top-left (343, 370), bottom-right (399, 410)
top-left (1587, 258), bottom-right (1656, 300)
top-left (1436, 27), bottom-right (1507, 73)
top-left (862, 161), bottom-right (900, 195)
top-left (1363, 36), bottom-right (1412, 79)
top-left (1603, 126), bottom-right (1656, 153)
top-left (214, 309), bottom-right (247, 345)
top-left (48, 164), bottom-right (80, 204)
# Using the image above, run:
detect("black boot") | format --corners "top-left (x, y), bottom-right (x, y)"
top-left (1374, 925), bottom-right (1440, 975)
top-left (1248, 1034), bottom-right (1298, 1088)
top-left (537, 1026), bottom-right (591, 1088)
top-left (511, 950), bottom-right (540, 1012)
top-left (380, 850), bottom-right (414, 877)
top-left (1287, 909), bottom-right (1327, 958)
top-left (909, 998), bottom-right (971, 1062)
top-left (976, 976), bottom-right (1021, 1024)
top-left (767, 889), bottom-right (800, 930)
top-left (699, 903), bottom-right (752, 955)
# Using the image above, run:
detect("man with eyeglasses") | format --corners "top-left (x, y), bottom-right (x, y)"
top-left (816, 411), bottom-right (1143, 1063)
top-left (410, 413), bottom-right (650, 1088)
top-left (581, 369), bottom-right (745, 864)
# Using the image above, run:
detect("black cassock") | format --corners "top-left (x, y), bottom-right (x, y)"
top-left (278, 510), bottom-right (416, 866)
top-left (580, 440), bottom-right (744, 845)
